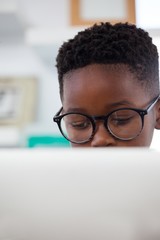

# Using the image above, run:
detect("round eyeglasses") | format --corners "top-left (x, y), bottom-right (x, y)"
top-left (53, 96), bottom-right (159, 144)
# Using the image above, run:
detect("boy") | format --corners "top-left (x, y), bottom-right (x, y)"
top-left (53, 22), bottom-right (160, 147)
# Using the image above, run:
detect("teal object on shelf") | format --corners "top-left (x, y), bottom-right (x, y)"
top-left (28, 135), bottom-right (70, 148)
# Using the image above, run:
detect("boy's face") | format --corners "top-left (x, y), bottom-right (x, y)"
top-left (62, 64), bottom-right (160, 147)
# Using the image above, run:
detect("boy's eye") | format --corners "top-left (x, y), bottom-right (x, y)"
top-left (109, 109), bottom-right (138, 126)
top-left (63, 114), bottom-right (92, 130)
top-left (71, 120), bottom-right (91, 129)
top-left (111, 116), bottom-right (133, 126)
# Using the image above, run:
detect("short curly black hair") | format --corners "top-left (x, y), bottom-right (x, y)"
top-left (56, 22), bottom-right (159, 98)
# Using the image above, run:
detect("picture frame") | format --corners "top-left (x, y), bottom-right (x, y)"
top-left (70, 0), bottom-right (135, 26)
top-left (0, 77), bottom-right (37, 126)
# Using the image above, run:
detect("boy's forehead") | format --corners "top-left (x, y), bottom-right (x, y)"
top-left (64, 63), bottom-right (132, 76)
top-left (62, 64), bottom-right (148, 109)
top-left (63, 64), bottom-right (139, 92)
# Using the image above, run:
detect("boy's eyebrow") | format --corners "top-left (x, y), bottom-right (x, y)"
top-left (108, 100), bottom-right (134, 108)
top-left (64, 107), bottom-right (87, 113)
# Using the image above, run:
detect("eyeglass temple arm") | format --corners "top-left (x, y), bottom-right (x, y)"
top-left (147, 95), bottom-right (160, 112)
top-left (55, 107), bottom-right (63, 117)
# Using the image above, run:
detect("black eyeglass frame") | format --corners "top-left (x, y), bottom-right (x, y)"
top-left (53, 95), bottom-right (160, 144)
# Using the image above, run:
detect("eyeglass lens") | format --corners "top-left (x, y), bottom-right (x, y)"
top-left (61, 114), bottom-right (93, 143)
top-left (107, 109), bottom-right (142, 140)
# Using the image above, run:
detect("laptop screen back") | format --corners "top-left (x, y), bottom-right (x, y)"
top-left (0, 148), bottom-right (160, 240)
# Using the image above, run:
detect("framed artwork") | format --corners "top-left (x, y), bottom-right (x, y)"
top-left (0, 77), bottom-right (37, 126)
top-left (70, 0), bottom-right (135, 26)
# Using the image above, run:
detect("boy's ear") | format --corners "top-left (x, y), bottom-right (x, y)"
top-left (155, 99), bottom-right (160, 129)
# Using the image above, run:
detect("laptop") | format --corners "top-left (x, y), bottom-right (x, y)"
top-left (0, 148), bottom-right (160, 240)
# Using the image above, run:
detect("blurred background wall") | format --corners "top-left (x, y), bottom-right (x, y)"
top-left (0, 0), bottom-right (160, 149)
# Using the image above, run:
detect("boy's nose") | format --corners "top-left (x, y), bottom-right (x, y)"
top-left (90, 122), bottom-right (116, 147)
